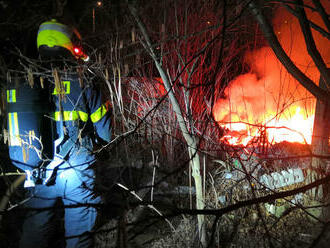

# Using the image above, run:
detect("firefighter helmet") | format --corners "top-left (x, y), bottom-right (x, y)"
top-left (37, 19), bottom-right (89, 61)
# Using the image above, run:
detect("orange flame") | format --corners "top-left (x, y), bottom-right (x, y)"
top-left (217, 106), bottom-right (315, 146)
top-left (214, 2), bottom-right (329, 146)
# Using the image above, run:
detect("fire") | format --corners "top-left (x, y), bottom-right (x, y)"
top-left (213, 70), bottom-right (316, 146)
top-left (213, 2), bottom-right (329, 146)
top-left (266, 107), bottom-right (314, 144)
top-left (216, 106), bottom-right (314, 146)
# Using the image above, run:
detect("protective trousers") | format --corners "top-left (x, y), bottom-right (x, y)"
top-left (19, 163), bottom-right (100, 248)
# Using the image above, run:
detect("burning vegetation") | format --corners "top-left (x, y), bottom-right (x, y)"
top-left (214, 5), bottom-right (329, 147)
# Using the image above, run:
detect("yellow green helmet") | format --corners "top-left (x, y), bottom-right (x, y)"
top-left (37, 19), bottom-right (89, 61)
top-left (37, 19), bottom-right (74, 57)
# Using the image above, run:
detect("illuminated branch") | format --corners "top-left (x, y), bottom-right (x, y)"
top-left (312, 0), bottom-right (330, 32)
top-left (295, 0), bottom-right (330, 86)
top-left (283, 4), bottom-right (330, 39)
top-left (0, 172), bottom-right (25, 177)
top-left (248, 0), bottom-right (330, 104)
top-left (0, 174), bottom-right (26, 223)
top-left (173, 173), bottom-right (330, 218)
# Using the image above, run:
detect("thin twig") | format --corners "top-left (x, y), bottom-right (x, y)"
top-left (116, 182), bottom-right (175, 231)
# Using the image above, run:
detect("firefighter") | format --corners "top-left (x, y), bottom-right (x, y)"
top-left (12, 19), bottom-right (111, 248)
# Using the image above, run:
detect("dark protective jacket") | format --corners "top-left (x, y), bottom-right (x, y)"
top-left (6, 72), bottom-right (111, 171)
top-left (6, 80), bottom-right (54, 171)
top-left (51, 72), bottom-right (111, 168)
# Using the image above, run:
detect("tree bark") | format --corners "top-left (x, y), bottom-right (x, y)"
top-left (311, 70), bottom-right (330, 220)
top-left (312, 71), bottom-right (330, 171)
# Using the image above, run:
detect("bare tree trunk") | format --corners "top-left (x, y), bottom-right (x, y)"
top-left (312, 72), bottom-right (330, 171)
top-left (127, 3), bottom-right (207, 246)
top-left (311, 70), bottom-right (330, 219)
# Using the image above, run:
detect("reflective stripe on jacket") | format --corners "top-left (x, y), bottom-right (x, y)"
top-left (52, 74), bottom-right (111, 166)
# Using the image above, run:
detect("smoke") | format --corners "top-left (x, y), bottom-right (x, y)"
top-left (214, 1), bottom-right (329, 127)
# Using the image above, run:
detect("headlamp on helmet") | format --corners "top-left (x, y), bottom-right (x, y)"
top-left (37, 19), bottom-right (88, 61)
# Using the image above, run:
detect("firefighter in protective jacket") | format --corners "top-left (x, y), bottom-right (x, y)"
top-left (7, 19), bottom-right (111, 248)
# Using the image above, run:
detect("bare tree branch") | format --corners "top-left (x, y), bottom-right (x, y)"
top-left (295, 0), bottom-right (330, 86)
top-left (312, 0), bottom-right (330, 32)
top-left (283, 4), bottom-right (330, 39)
top-left (248, 0), bottom-right (330, 104)
top-left (173, 173), bottom-right (330, 219)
